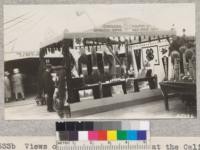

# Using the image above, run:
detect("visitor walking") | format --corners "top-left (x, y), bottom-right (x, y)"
top-left (11, 68), bottom-right (25, 100)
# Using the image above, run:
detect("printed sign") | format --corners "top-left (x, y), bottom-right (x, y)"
top-left (142, 46), bottom-right (159, 65)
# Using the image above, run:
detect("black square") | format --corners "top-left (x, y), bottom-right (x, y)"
top-left (65, 122), bottom-right (76, 131)
top-left (56, 122), bottom-right (65, 131)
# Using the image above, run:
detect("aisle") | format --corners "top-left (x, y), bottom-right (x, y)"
top-left (5, 96), bottom-right (59, 120)
top-left (5, 95), bottom-right (194, 120)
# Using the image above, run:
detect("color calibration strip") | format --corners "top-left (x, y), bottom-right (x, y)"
top-left (56, 121), bottom-right (149, 141)
top-left (56, 121), bottom-right (150, 150)
top-left (57, 129), bottom-right (147, 141)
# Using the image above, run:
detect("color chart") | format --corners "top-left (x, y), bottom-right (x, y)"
top-left (56, 121), bottom-right (150, 150)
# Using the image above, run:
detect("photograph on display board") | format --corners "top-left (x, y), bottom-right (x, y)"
top-left (3, 4), bottom-right (196, 120)
top-left (142, 45), bottom-right (159, 65)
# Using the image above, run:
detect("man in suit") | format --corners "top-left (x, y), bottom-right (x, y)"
top-left (43, 64), bottom-right (55, 112)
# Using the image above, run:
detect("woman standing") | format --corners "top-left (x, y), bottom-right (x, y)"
top-left (4, 71), bottom-right (12, 102)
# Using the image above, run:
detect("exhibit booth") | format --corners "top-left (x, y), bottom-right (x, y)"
top-left (39, 18), bottom-right (176, 104)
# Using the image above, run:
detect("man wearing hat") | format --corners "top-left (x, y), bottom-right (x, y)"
top-left (4, 71), bottom-right (12, 102)
top-left (43, 64), bottom-right (55, 112)
top-left (12, 68), bottom-right (25, 100)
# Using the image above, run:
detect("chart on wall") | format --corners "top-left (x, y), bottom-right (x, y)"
top-left (142, 46), bottom-right (159, 65)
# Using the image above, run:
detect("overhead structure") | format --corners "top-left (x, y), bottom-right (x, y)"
top-left (40, 17), bottom-right (175, 49)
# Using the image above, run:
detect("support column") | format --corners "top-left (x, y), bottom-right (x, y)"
top-left (125, 40), bottom-right (129, 76)
top-left (62, 39), bottom-right (79, 103)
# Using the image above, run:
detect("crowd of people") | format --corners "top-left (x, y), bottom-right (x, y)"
top-left (4, 68), bottom-right (25, 102)
top-left (5, 64), bottom-right (68, 115)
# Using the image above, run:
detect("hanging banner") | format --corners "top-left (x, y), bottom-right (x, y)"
top-left (74, 38), bottom-right (84, 47)
top-left (103, 45), bottom-right (112, 56)
top-left (142, 46), bottom-right (159, 65)
top-left (87, 54), bottom-right (92, 75)
top-left (96, 45), bottom-right (103, 54)
top-left (113, 44), bottom-right (119, 54)
top-left (69, 48), bottom-right (81, 63)
top-left (162, 56), bottom-right (169, 80)
top-left (118, 44), bottom-right (126, 55)
top-left (97, 52), bottom-right (104, 74)
top-left (85, 46), bottom-right (91, 55)
top-left (134, 49), bottom-right (142, 71)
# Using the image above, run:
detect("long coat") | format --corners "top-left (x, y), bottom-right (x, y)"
top-left (42, 71), bottom-right (54, 95)
top-left (4, 76), bottom-right (11, 98)
top-left (11, 73), bottom-right (24, 93)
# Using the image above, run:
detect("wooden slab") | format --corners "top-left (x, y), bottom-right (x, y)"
top-left (70, 89), bottom-right (163, 117)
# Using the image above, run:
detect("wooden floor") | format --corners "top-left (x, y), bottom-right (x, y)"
top-left (5, 92), bottom-right (196, 120)
top-left (79, 97), bottom-right (196, 119)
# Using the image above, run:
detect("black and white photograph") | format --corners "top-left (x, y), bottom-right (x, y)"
top-left (4, 4), bottom-right (196, 120)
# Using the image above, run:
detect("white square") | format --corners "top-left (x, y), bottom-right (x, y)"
top-left (78, 131), bottom-right (88, 141)
top-left (56, 132), bottom-right (60, 140)
top-left (140, 121), bottom-right (150, 130)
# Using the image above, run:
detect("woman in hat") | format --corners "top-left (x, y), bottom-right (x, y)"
top-left (4, 71), bottom-right (12, 102)
top-left (11, 68), bottom-right (25, 100)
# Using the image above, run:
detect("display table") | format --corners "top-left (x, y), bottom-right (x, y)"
top-left (74, 83), bottom-right (101, 102)
top-left (101, 80), bottom-right (127, 97)
top-left (73, 80), bottom-right (127, 101)
top-left (159, 81), bottom-right (196, 110)
top-left (134, 76), bottom-right (157, 92)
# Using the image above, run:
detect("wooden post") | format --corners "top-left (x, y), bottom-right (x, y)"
top-left (38, 48), bottom-right (46, 97)
top-left (125, 39), bottom-right (129, 76)
top-left (62, 39), bottom-right (77, 103)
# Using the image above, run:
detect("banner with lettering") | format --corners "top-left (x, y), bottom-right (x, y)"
top-left (162, 56), bottom-right (169, 80)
